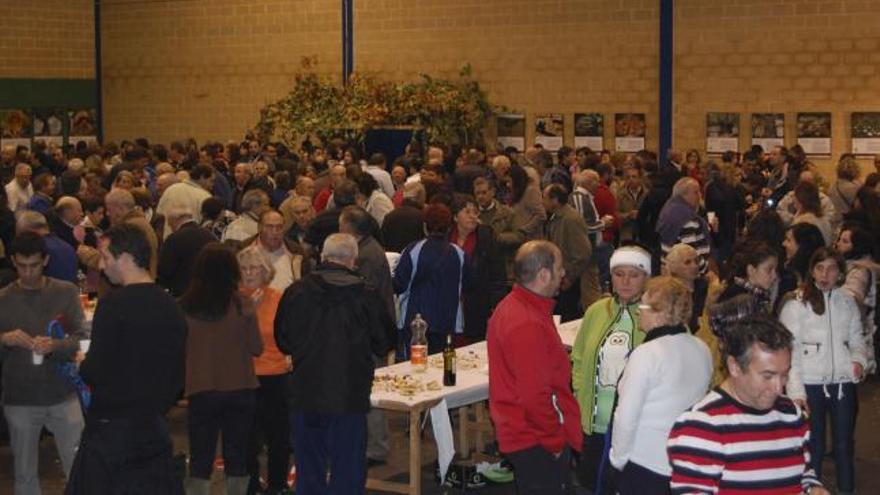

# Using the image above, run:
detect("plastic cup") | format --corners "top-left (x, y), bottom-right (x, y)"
top-left (707, 211), bottom-right (717, 224)
top-left (79, 339), bottom-right (91, 354)
top-left (32, 351), bottom-right (44, 365)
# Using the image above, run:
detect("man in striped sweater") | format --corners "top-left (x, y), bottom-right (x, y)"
top-left (667, 317), bottom-right (829, 495)
top-left (656, 177), bottom-right (711, 275)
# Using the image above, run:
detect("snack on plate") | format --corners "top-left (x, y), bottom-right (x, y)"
top-left (430, 348), bottom-right (484, 371)
top-left (372, 373), bottom-right (426, 397)
top-left (426, 380), bottom-right (442, 391)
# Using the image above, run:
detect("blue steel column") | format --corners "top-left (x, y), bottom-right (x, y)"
top-left (94, 0), bottom-right (103, 144)
top-left (342, 0), bottom-right (353, 84)
top-left (659, 0), bottom-right (673, 166)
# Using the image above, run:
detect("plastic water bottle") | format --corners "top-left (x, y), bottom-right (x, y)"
top-left (410, 313), bottom-right (428, 373)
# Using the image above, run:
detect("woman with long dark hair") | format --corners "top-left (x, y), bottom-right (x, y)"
top-left (779, 222), bottom-right (826, 304)
top-left (791, 181), bottom-right (833, 245)
top-left (180, 243), bottom-right (263, 495)
top-left (780, 248), bottom-right (867, 494)
top-left (718, 239), bottom-right (779, 311)
top-left (844, 186), bottom-right (880, 244)
top-left (835, 225), bottom-right (880, 374)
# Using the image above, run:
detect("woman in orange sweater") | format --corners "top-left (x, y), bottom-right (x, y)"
top-left (238, 245), bottom-right (292, 495)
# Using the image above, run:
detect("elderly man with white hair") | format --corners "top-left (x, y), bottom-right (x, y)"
top-left (49, 196), bottom-right (84, 249)
top-left (222, 189), bottom-right (270, 243)
top-left (154, 172), bottom-right (180, 200)
top-left (274, 233), bottom-right (395, 494)
top-left (656, 177), bottom-right (711, 275)
top-left (156, 163), bottom-right (214, 238)
top-left (5, 163), bottom-right (33, 211)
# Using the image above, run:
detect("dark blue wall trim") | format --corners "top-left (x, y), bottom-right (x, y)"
top-left (94, 0), bottom-right (103, 143)
top-left (342, 0), bottom-right (353, 83)
top-left (659, 0), bottom-right (673, 166)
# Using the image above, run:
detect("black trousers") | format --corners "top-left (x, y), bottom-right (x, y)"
top-left (577, 432), bottom-right (613, 494)
top-left (187, 389), bottom-right (256, 479)
top-left (613, 462), bottom-right (670, 495)
top-left (65, 415), bottom-right (182, 495)
top-left (506, 445), bottom-right (572, 495)
top-left (246, 374), bottom-right (291, 492)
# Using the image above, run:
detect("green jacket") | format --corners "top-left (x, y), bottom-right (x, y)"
top-left (571, 296), bottom-right (645, 434)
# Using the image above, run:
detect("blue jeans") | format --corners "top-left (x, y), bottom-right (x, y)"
top-left (805, 382), bottom-right (857, 492)
top-left (290, 411), bottom-right (367, 495)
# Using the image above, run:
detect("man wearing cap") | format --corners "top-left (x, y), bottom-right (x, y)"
top-left (571, 245), bottom-right (652, 493)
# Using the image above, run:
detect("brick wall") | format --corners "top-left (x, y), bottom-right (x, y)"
top-left (0, 0), bottom-right (95, 79)
top-left (675, 0), bottom-right (880, 172)
top-left (100, 0), bottom-right (341, 144)
top-left (355, 0), bottom-right (660, 151)
top-left (7, 0), bottom-right (879, 175)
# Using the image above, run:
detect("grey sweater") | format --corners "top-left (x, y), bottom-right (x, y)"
top-left (0, 278), bottom-right (85, 406)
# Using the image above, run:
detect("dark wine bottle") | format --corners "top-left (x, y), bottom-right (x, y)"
top-left (443, 334), bottom-right (456, 386)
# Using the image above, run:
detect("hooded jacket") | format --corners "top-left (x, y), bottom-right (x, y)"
top-left (274, 262), bottom-right (396, 414)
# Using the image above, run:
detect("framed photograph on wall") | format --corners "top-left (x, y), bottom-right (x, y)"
top-left (706, 112), bottom-right (739, 153)
top-left (851, 112), bottom-right (880, 155)
top-left (751, 113), bottom-right (784, 151)
top-left (33, 108), bottom-right (65, 147)
top-left (614, 113), bottom-right (645, 152)
top-left (534, 113), bottom-right (564, 151)
top-left (496, 113), bottom-right (525, 152)
top-left (68, 108), bottom-right (98, 145)
top-left (574, 113), bottom-right (604, 150)
top-left (796, 112), bottom-right (832, 155)
top-left (0, 109), bottom-right (33, 150)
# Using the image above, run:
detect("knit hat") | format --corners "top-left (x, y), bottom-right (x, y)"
top-left (609, 246), bottom-right (652, 275)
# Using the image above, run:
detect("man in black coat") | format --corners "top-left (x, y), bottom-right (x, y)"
top-left (156, 206), bottom-right (216, 297)
top-left (304, 179), bottom-right (360, 259)
top-left (380, 181), bottom-right (425, 253)
top-left (636, 162), bottom-right (681, 273)
top-left (274, 233), bottom-right (395, 493)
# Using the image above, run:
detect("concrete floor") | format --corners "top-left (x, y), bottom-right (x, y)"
top-left (3, 376), bottom-right (880, 494)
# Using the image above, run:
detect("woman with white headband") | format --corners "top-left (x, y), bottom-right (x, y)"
top-left (571, 245), bottom-right (651, 494)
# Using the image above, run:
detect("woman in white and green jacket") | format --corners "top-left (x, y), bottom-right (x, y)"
top-left (571, 246), bottom-right (651, 493)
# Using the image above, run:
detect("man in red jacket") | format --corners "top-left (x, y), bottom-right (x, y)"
top-left (488, 240), bottom-right (583, 494)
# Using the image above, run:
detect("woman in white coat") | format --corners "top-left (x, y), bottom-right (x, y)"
top-left (779, 247), bottom-right (867, 495)
top-left (609, 276), bottom-right (712, 494)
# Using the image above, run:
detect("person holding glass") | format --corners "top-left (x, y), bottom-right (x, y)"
top-left (238, 245), bottom-right (291, 495)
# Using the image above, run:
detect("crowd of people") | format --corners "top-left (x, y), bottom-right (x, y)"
top-left (0, 135), bottom-right (879, 494)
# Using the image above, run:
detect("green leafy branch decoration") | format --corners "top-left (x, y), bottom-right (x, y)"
top-left (256, 57), bottom-right (493, 147)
